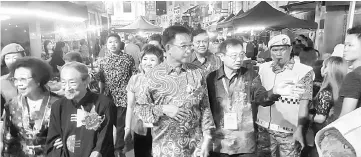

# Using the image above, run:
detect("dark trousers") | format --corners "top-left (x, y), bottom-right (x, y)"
top-left (134, 128), bottom-right (152, 157)
top-left (114, 106), bottom-right (127, 157)
top-left (209, 152), bottom-right (256, 157)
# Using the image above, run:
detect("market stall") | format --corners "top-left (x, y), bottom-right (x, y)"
top-left (217, 1), bottom-right (317, 29)
top-left (114, 16), bottom-right (163, 33)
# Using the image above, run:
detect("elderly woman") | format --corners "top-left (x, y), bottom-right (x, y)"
top-left (2, 57), bottom-right (61, 157)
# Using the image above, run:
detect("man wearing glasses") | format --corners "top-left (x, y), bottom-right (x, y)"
top-left (134, 26), bottom-right (215, 157)
top-left (206, 39), bottom-right (272, 157)
top-left (187, 29), bottom-right (222, 76)
top-left (256, 34), bottom-right (314, 157)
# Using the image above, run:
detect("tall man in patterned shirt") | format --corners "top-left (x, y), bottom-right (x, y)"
top-left (188, 29), bottom-right (222, 76)
top-left (96, 33), bottom-right (136, 157)
top-left (134, 26), bottom-right (216, 157)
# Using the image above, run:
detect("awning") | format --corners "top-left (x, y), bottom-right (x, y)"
top-left (221, 13), bottom-right (235, 23)
top-left (114, 16), bottom-right (163, 32)
top-left (217, 1), bottom-right (318, 29)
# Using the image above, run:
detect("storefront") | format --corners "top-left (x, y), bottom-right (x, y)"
top-left (0, 1), bottom-right (88, 57)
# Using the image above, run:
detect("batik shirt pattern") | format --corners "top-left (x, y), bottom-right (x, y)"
top-left (126, 73), bottom-right (148, 136)
top-left (3, 92), bottom-right (59, 157)
top-left (207, 67), bottom-right (264, 154)
top-left (134, 62), bottom-right (216, 157)
top-left (96, 52), bottom-right (136, 107)
top-left (189, 51), bottom-right (222, 76)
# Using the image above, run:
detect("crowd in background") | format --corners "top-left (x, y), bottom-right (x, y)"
top-left (0, 24), bottom-right (361, 157)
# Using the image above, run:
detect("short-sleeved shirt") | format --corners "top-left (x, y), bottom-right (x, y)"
top-left (339, 66), bottom-right (361, 114)
top-left (96, 52), bottom-right (136, 107)
top-left (126, 73), bottom-right (148, 135)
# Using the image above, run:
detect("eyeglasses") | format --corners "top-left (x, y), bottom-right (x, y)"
top-left (170, 44), bottom-right (194, 50)
top-left (10, 77), bottom-right (33, 84)
top-left (225, 52), bottom-right (246, 60)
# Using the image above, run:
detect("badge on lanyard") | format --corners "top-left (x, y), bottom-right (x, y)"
top-left (224, 112), bottom-right (238, 130)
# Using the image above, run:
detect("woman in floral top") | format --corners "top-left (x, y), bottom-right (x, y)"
top-left (124, 44), bottom-right (164, 157)
top-left (309, 56), bottom-right (348, 156)
top-left (312, 57), bottom-right (348, 131)
top-left (2, 57), bottom-right (61, 157)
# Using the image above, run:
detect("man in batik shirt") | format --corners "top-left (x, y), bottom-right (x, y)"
top-left (207, 39), bottom-right (274, 157)
top-left (256, 34), bottom-right (314, 157)
top-left (46, 62), bottom-right (115, 157)
top-left (96, 33), bottom-right (136, 157)
top-left (134, 26), bottom-right (215, 157)
top-left (188, 29), bottom-right (222, 76)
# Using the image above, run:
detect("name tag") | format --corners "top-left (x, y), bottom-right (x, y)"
top-left (224, 112), bottom-right (238, 130)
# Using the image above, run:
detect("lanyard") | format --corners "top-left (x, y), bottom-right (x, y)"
top-left (222, 77), bottom-right (238, 111)
top-left (221, 77), bottom-right (238, 96)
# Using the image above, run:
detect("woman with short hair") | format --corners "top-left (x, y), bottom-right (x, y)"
top-left (2, 57), bottom-right (61, 157)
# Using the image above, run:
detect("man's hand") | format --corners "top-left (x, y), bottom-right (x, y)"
top-left (53, 138), bottom-right (63, 149)
top-left (273, 80), bottom-right (304, 97)
top-left (124, 128), bottom-right (132, 141)
top-left (293, 126), bottom-right (305, 150)
top-left (89, 151), bottom-right (102, 157)
top-left (194, 137), bottom-right (211, 157)
top-left (162, 105), bottom-right (188, 122)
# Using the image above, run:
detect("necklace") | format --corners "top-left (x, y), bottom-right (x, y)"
top-left (21, 94), bottom-right (50, 135)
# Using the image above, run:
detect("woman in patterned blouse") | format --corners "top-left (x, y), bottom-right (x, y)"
top-left (312, 56), bottom-right (348, 131)
top-left (309, 56), bottom-right (348, 156)
top-left (2, 57), bottom-right (61, 157)
top-left (124, 44), bottom-right (164, 157)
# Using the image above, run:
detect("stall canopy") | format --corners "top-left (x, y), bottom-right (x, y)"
top-left (207, 16), bottom-right (226, 32)
top-left (217, 10), bottom-right (244, 27)
top-left (221, 13), bottom-right (235, 23)
top-left (114, 16), bottom-right (163, 32)
top-left (217, 1), bottom-right (318, 29)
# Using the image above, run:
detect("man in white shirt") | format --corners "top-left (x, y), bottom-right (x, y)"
top-left (256, 34), bottom-right (314, 157)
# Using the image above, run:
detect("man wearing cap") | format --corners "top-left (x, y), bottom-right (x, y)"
top-left (256, 34), bottom-right (314, 157)
top-left (0, 43), bottom-right (26, 155)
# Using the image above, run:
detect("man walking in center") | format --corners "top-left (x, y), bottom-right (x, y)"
top-left (134, 26), bottom-right (215, 157)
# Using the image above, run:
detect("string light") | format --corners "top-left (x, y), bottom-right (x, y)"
top-left (0, 15), bottom-right (10, 21)
top-left (0, 7), bottom-right (86, 22)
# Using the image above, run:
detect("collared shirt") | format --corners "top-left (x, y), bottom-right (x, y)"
top-left (126, 73), bottom-right (148, 135)
top-left (96, 52), bottom-right (136, 107)
top-left (46, 91), bottom-right (115, 157)
top-left (188, 51), bottom-right (222, 76)
top-left (134, 62), bottom-right (215, 157)
top-left (258, 59), bottom-right (314, 133)
top-left (206, 66), bottom-right (266, 154)
top-left (270, 58), bottom-right (295, 74)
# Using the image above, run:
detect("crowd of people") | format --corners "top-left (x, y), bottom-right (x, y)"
top-left (0, 24), bottom-right (361, 157)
